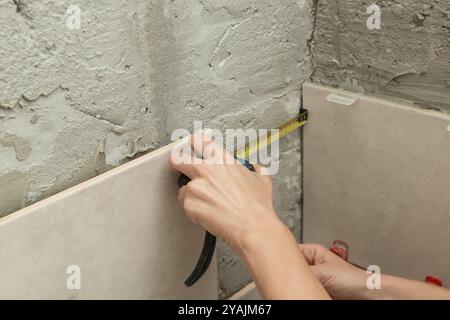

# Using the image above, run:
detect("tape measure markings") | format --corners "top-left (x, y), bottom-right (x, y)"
top-left (234, 109), bottom-right (308, 160)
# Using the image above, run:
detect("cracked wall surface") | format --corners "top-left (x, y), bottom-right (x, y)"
top-left (0, 0), bottom-right (314, 298)
top-left (312, 0), bottom-right (450, 112)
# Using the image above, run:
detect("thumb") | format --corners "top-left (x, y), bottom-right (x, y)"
top-left (309, 264), bottom-right (324, 279)
top-left (252, 163), bottom-right (273, 178)
top-left (309, 264), bottom-right (332, 286)
top-left (299, 243), bottom-right (329, 265)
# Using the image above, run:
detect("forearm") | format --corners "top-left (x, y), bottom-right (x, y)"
top-left (363, 275), bottom-right (450, 300)
top-left (237, 218), bottom-right (331, 300)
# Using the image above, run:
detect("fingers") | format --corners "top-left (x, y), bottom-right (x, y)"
top-left (252, 164), bottom-right (273, 181)
top-left (297, 245), bottom-right (329, 285)
top-left (191, 130), bottom-right (234, 164)
top-left (298, 244), bottom-right (330, 265)
top-left (169, 130), bottom-right (236, 179)
top-left (177, 180), bottom-right (209, 226)
top-left (178, 185), bottom-right (187, 207)
top-left (298, 244), bottom-right (317, 265)
top-left (309, 265), bottom-right (323, 279)
top-left (178, 185), bottom-right (198, 225)
top-left (170, 130), bottom-right (270, 180)
top-left (168, 142), bottom-right (204, 179)
top-left (252, 163), bottom-right (265, 174)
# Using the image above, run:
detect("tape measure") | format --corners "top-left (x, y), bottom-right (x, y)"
top-left (234, 109), bottom-right (309, 160)
top-left (182, 109), bottom-right (309, 287)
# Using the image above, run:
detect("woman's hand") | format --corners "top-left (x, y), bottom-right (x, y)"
top-left (168, 131), bottom-right (284, 255)
top-left (299, 244), bottom-right (369, 299)
top-left (169, 132), bottom-right (330, 299)
top-left (299, 244), bottom-right (450, 300)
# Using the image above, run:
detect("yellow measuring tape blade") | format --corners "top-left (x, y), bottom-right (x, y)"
top-left (234, 109), bottom-right (308, 160)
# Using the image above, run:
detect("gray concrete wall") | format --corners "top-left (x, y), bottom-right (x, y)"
top-left (0, 0), bottom-right (314, 298)
top-left (312, 0), bottom-right (450, 113)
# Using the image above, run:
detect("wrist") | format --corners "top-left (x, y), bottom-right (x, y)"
top-left (235, 216), bottom-right (292, 261)
top-left (358, 274), bottom-right (395, 300)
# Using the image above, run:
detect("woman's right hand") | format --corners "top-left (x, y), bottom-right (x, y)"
top-left (299, 244), bottom-right (370, 300)
top-left (299, 244), bottom-right (450, 300)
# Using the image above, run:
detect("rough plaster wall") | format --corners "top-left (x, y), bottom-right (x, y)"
top-left (0, 0), bottom-right (163, 214)
top-left (312, 0), bottom-right (450, 112)
top-left (0, 0), bottom-right (314, 298)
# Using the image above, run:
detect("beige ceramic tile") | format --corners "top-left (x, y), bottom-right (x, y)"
top-left (228, 283), bottom-right (261, 300)
top-left (303, 83), bottom-right (450, 285)
top-left (0, 140), bottom-right (217, 299)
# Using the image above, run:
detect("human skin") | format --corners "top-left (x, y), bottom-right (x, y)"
top-left (168, 132), bottom-right (330, 300)
top-left (169, 132), bottom-right (450, 300)
top-left (299, 244), bottom-right (450, 300)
